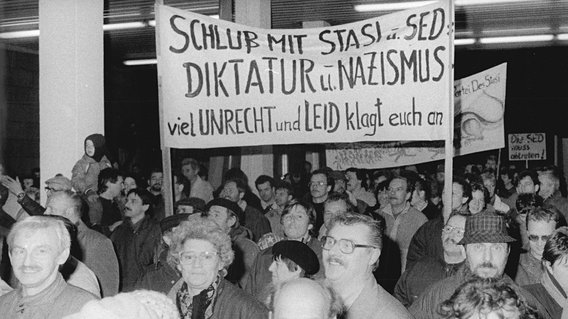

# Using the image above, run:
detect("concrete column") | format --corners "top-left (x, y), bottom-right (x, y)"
top-left (39, 0), bottom-right (104, 203)
top-left (235, 0), bottom-right (274, 190)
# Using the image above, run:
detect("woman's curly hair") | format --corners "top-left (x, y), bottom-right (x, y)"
top-left (438, 278), bottom-right (538, 319)
top-left (168, 217), bottom-right (234, 270)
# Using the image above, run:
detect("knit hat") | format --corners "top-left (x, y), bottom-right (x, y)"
top-left (272, 240), bottom-right (320, 275)
top-left (85, 133), bottom-right (107, 162)
top-left (160, 213), bottom-right (190, 233)
top-left (45, 175), bottom-right (72, 191)
top-left (206, 198), bottom-right (244, 223)
top-left (458, 210), bottom-right (516, 245)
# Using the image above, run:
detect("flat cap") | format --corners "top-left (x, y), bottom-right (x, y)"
top-left (206, 198), bottom-right (245, 223)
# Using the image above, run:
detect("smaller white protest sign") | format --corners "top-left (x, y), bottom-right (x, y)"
top-left (508, 133), bottom-right (546, 161)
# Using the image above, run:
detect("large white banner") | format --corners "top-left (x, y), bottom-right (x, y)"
top-left (327, 63), bottom-right (507, 170)
top-left (156, 2), bottom-right (452, 148)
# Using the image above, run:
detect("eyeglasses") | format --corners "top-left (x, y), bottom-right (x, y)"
top-left (45, 187), bottom-right (62, 192)
top-left (178, 251), bottom-right (218, 265)
top-left (528, 235), bottom-right (550, 242)
top-left (442, 225), bottom-right (465, 236)
top-left (321, 236), bottom-right (377, 254)
top-left (309, 181), bottom-right (327, 188)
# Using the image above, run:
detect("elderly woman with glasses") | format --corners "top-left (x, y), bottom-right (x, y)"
top-left (167, 217), bottom-right (267, 319)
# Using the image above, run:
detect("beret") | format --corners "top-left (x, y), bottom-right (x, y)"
top-left (272, 240), bottom-right (319, 275)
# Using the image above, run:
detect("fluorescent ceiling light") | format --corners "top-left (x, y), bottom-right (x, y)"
top-left (482, 27), bottom-right (550, 35)
top-left (557, 34), bottom-right (568, 41)
top-left (0, 29), bottom-right (40, 39)
top-left (103, 22), bottom-right (146, 31)
top-left (354, 1), bottom-right (434, 12)
top-left (354, 0), bottom-right (531, 12)
top-left (123, 59), bottom-right (157, 66)
top-left (479, 34), bottom-right (554, 44)
top-left (455, 38), bottom-right (476, 45)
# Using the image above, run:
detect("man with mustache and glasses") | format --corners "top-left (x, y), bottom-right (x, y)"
top-left (409, 210), bottom-right (552, 319)
top-left (394, 213), bottom-right (467, 307)
top-left (322, 213), bottom-right (412, 318)
top-left (0, 216), bottom-right (97, 317)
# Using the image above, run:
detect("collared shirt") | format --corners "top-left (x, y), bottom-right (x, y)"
top-left (0, 273), bottom-right (97, 318)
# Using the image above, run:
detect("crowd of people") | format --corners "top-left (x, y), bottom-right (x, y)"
top-left (0, 134), bottom-right (568, 318)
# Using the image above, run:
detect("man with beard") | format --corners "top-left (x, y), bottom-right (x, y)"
top-left (322, 213), bottom-right (412, 318)
top-left (205, 197), bottom-right (259, 287)
top-left (394, 213), bottom-right (467, 307)
top-left (409, 210), bottom-right (551, 319)
top-left (146, 168), bottom-right (165, 221)
top-left (221, 178), bottom-right (271, 242)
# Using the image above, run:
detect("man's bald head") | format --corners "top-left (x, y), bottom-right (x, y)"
top-left (268, 278), bottom-right (342, 319)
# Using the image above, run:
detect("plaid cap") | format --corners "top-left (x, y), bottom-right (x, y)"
top-left (45, 175), bottom-right (72, 191)
top-left (458, 210), bottom-right (516, 245)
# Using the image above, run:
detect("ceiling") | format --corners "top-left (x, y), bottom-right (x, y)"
top-left (1, 0), bottom-right (568, 61)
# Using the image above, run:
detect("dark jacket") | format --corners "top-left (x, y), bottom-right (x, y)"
top-left (409, 266), bottom-right (552, 319)
top-left (134, 261), bottom-right (180, 294)
top-left (243, 205), bottom-right (271, 242)
top-left (394, 256), bottom-right (464, 307)
top-left (168, 278), bottom-right (268, 319)
top-left (110, 216), bottom-right (161, 291)
top-left (406, 216), bottom-right (444, 271)
top-left (524, 283), bottom-right (562, 319)
top-left (243, 236), bottom-right (323, 300)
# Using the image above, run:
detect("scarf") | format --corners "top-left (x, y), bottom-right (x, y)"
top-left (176, 275), bottom-right (221, 319)
top-left (541, 267), bottom-right (567, 308)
